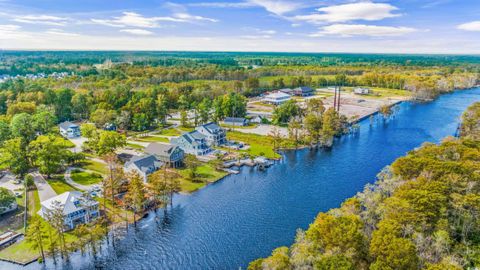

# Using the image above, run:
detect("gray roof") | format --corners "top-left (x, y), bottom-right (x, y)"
top-left (294, 86), bottom-right (314, 92)
top-left (59, 121), bottom-right (79, 130)
top-left (126, 155), bottom-right (161, 171)
top-left (202, 122), bottom-right (222, 134)
top-left (224, 117), bottom-right (247, 123)
top-left (40, 191), bottom-right (98, 216)
top-left (145, 143), bottom-right (180, 156)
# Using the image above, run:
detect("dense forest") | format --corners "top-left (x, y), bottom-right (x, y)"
top-left (0, 52), bottom-right (478, 135)
top-left (248, 102), bottom-right (480, 270)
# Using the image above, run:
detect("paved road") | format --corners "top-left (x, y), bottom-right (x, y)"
top-left (229, 124), bottom-right (288, 137)
top-left (0, 173), bottom-right (23, 192)
top-left (32, 172), bottom-right (57, 201)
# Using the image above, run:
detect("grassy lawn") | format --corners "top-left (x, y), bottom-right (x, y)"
top-left (126, 142), bottom-right (145, 150)
top-left (27, 189), bottom-right (40, 220)
top-left (134, 136), bottom-right (170, 143)
top-left (178, 126), bottom-right (194, 132)
top-left (155, 128), bottom-right (181, 136)
top-left (226, 131), bottom-right (287, 159)
top-left (344, 87), bottom-right (411, 99)
top-left (176, 164), bottom-right (228, 193)
top-left (46, 176), bottom-right (78, 194)
top-left (71, 170), bottom-right (103, 185)
top-left (82, 160), bottom-right (108, 175)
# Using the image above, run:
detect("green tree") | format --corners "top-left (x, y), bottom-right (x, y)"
top-left (0, 187), bottom-right (15, 211)
top-left (0, 138), bottom-right (30, 177)
top-left (29, 135), bottom-right (69, 178)
top-left (10, 113), bottom-right (36, 145)
top-left (33, 110), bottom-right (57, 135)
top-left (184, 154), bottom-right (200, 181)
top-left (25, 216), bottom-right (47, 263)
top-left (272, 100), bottom-right (301, 125)
top-left (125, 171), bottom-right (146, 227)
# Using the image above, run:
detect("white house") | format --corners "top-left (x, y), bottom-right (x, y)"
top-left (124, 155), bottom-right (163, 182)
top-left (196, 122), bottom-right (226, 146)
top-left (38, 191), bottom-right (99, 231)
top-left (171, 130), bottom-right (212, 156)
top-left (263, 92), bottom-right (291, 105)
top-left (59, 121), bottom-right (81, 138)
top-left (354, 87), bottom-right (370, 95)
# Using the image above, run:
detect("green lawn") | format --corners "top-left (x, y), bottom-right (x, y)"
top-left (178, 126), bottom-right (194, 132)
top-left (343, 87), bottom-right (411, 99)
top-left (71, 170), bottom-right (103, 185)
top-left (135, 136), bottom-right (170, 143)
top-left (226, 131), bottom-right (287, 159)
top-left (126, 142), bottom-right (145, 150)
top-left (82, 160), bottom-right (108, 175)
top-left (155, 128), bottom-right (181, 136)
top-left (46, 176), bottom-right (77, 194)
top-left (176, 164), bottom-right (228, 193)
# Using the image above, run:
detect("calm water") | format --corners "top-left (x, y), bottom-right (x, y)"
top-left (4, 88), bottom-right (480, 270)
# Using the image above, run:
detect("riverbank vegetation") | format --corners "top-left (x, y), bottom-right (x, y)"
top-left (249, 102), bottom-right (480, 270)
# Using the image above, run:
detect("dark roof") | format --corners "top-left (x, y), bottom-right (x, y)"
top-left (294, 86), bottom-right (314, 93)
top-left (224, 117), bottom-right (247, 123)
top-left (126, 155), bottom-right (160, 170)
top-left (59, 121), bottom-right (79, 130)
top-left (145, 143), bottom-right (179, 156)
top-left (202, 122), bottom-right (222, 134)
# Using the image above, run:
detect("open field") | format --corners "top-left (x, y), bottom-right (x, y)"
top-left (176, 164), bottom-right (228, 193)
top-left (81, 160), bottom-right (108, 175)
top-left (46, 175), bottom-right (78, 194)
top-left (71, 170), bottom-right (103, 185)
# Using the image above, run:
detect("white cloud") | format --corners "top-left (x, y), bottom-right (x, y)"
top-left (188, 2), bottom-right (256, 8)
top-left (458, 21), bottom-right (480, 32)
top-left (294, 2), bottom-right (400, 24)
top-left (311, 24), bottom-right (417, 37)
top-left (13, 14), bottom-right (68, 26)
top-left (248, 0), bottom-right (304, 15)
top-left (120, 28), bottom-right (154, 35)
top-left (91, 11), bottom-right (217, 28)
top-left (0, 24), bottom-right (28, 39)
top-left (45, 29), bottom-right (80, 37)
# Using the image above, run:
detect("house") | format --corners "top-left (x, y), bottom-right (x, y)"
top-left (263, 92), bottom-right (291, 105)
top-left (103, 123), bottom-right (116, 131)
top-left (0, 190), bottom-right (17, 215)
top-left (38, 191), bottom-right (99, 231)
top-left (278, 88), bottom-right (293, 95)
top-left (196, 122), bottom-right (226, 146)
top-left (250, 115), bottom-right (265, 124)
top-left (171, 130), bottom-right (212, 155)
top-left (354, 87), bottom-right (370, 95)
top-left (222, 117), bottom-right (249, 127)
top-left (124, 155), bottom-right (163, 182)
top-left (59, 121), bottom-right (81, 138)
top-left (145, 143), bottom-right (184, 168)
top-left (293, 86), bottom-right (314, 97)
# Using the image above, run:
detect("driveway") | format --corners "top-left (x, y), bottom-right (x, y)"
top-left (32, 172), bottom-right (57, 201)
top-left (69, 137), bottom-right (87, 153)
top-left (64, 167), bottom-right (98, 191)
top-left (230, 124), bottom-right (288, 137)
top-left (0, 173), bottom-right (23, 192)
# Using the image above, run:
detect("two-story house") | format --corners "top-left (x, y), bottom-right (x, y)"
top-left (38, 191), bottom-right (99, 231)
top-left (195, 122), bottom-right (226, 146)
top-left (124, 155), bottom-right (163, 182)
top-left (171, 130), bottom-right (212, 156)
top-left (145, 143), bottom-right (185, 168)
top-left (59, 121), bottom-right (81, 138)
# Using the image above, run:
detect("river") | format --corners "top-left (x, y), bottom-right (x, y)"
top-left (3, 88), bottom-right (480, 270)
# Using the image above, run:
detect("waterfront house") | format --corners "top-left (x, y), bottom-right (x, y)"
top-left (0, 190), bottom-right (17, 215)
top-left (263, 92), bottom-right (291, 105)
top-left (278, 88), bottom-right (293, 95)
top-left (38, 191), bottom-right (99, 231)
top-left (145, 143), bottom-right (184, 168)
top-left (124, 155), bottom-right (163, 182)
top-left (222, 117), bottom-right (249, 127)
top-left (293, 86), bottom-right (314, 97)
top-left (196, 122), bottom-right (226, 146)
top-left (354, 87), bottom-right (370, 95)
top-left (171, 130), bottom-right (212, 155)
top-left (59, 121), bottom-right (81, 138)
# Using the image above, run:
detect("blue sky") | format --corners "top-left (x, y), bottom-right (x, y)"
top-left (0, 0), bottom-right (479, 53)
